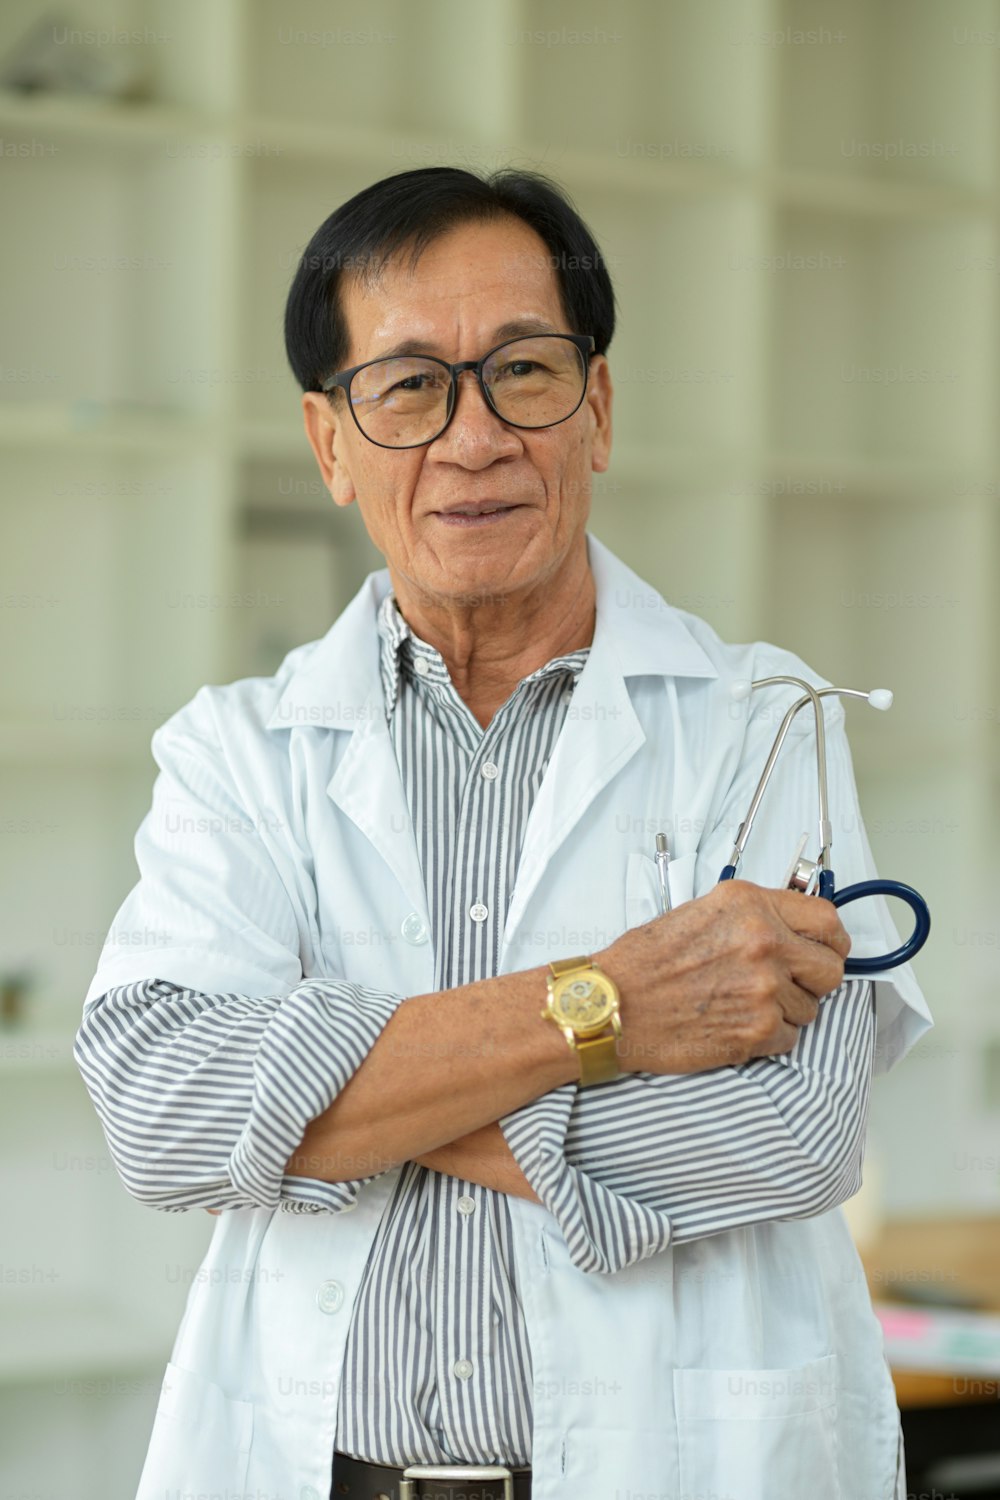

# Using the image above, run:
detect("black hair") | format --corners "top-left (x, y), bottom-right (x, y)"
top-left (283, 166), bottom-right (616, 393)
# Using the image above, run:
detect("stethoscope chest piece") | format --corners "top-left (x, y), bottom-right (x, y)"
top-left (782, 833), bottom-right (817, 894)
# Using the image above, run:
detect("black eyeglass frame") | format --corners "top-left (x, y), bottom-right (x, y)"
top-left (320, 332), bottom-right (597, 450)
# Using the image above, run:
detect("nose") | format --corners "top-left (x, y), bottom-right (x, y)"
top-left (428, 368), bottom-right (521, 466)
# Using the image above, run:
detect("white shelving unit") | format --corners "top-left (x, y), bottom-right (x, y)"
top-left (1, 0), bottom-right (998, 1493)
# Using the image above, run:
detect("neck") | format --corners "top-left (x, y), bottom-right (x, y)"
top-left (389, 550), bottom-right (597, 729)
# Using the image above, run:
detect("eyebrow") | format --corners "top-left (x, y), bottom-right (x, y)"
top-left (371, 318), bottom-right (561, 361)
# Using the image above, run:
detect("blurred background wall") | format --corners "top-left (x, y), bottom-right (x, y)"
top-left (0, 1), bottom-right (997, 1495)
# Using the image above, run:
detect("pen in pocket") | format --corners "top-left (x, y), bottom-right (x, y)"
top-left (654, 832), bottom-right (672, 915)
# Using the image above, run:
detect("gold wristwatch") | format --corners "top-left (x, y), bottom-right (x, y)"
top-left (541, 955), bottom-right (622, 1086)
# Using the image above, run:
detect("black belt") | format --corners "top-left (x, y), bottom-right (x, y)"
top-left (332, 1450), bottom-right (531, 1500)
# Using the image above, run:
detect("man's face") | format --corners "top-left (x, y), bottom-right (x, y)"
top-left (303, 216), bottom-right (612, 608)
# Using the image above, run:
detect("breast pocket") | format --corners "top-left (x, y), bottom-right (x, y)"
top-left (673, 1353), bottom-right (841, 1500)
top-left (136, 1361), bottom-right (254, 1499)
top-left (625, 850), bottom-right (697, 928)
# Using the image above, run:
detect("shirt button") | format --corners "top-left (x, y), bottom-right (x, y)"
top-left (339, 1198), bottom-right (358, 1213)
top-left (453, 1358), bottom-right (474, 1380)
top-left (562, 688), bottom-right (574, 704)
top-left (316, 1279), bottom-right (344, 1314)
top-left (481, 761), bottom-right (499, 780)
top-left (414, 657), bottom-right (431, 677)
top-left (469, 902), bottom-right (488, 923)
top-left (457, 1195), bottom-right (476, 1215)
top-left (400, 911), bottom-right (429, 944)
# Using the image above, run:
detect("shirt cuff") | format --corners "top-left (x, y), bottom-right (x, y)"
top-left (228, 979), bottom-right (402, 1209)
top-left (277, 1172), bottom-right (384, 1214)
top-left (500, 1082), bottom-right (673, 1275)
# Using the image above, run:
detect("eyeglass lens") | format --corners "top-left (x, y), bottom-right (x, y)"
top-left (347, 336), bottom-right (587, 447)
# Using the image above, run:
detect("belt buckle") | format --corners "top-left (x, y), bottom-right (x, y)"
top-left (400, 1463), bottom-right (514, 1500)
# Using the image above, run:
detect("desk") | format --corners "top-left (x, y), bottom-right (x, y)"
top-left (860, 1214), bottom-right (1000, 1408)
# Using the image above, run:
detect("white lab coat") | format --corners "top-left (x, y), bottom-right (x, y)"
top-left (85, 532), bottom-right (931, 1500)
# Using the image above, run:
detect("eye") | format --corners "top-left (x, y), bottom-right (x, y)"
top-left (387, 371), bottom-right (436, 393)
top-left (492, 358), bottom-right (551, 385)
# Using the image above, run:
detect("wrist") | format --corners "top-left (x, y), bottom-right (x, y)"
top-left (589, 948), bottom-right (637, 1075)
top-left (527, 964), bottom-right (583, 1087)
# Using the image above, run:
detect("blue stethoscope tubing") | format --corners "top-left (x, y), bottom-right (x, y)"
top-left (718, 676), bottom-right (931, 976)
top-left (828, 877), bottom-right (931, 974)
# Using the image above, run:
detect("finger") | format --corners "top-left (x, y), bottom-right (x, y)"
top-left (749, 1018), bottom-right (801, 1059)
top-left (773, 890), bottom-right (852, 958)
top-left (788, 940), bottom-right (846, 1000)
top-left (777, 983), bottom-right (821, 1028)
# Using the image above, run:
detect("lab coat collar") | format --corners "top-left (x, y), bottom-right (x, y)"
top-left (264, 531), bottom-right (717, 734)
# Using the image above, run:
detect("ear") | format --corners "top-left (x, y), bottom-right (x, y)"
top-left (302, 391), bottom-right (357, 508)
top-left (586, 355), bottom-right (613, 475)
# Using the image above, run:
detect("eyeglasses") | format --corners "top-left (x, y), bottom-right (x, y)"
top-left (321, 333), bottom-right (596, 450)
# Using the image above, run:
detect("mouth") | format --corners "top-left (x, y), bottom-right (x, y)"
top-left (433, 502), bottom-right (525, 527)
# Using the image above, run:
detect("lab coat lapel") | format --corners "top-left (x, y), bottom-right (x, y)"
top-left (501, 632), bottom-right (646, 949)
top-left (325, 710), bottom-right (430, 926)
top-left (265, 571), bottom-right (431, 927)
top-left (500, 532), bottom-right (718, 953)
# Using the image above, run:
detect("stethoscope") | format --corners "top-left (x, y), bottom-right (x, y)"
top-left (653, 675), bottom-right (931, 975)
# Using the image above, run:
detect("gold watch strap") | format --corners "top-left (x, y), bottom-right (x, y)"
top-left (548, 953), bottom-right (593, 977)
top-left (577, 1020), bottom-right (623, 1086)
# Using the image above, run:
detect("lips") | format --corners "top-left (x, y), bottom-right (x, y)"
top-left (435, 501), bottom-right (518, 517)
top-left (433, 504), bottom-right (524, 528)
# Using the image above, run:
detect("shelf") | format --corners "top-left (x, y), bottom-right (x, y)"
top-left (767, 164), bottom-right (991, 222)
top-left (11, 87), bottom-right (983, 224)
top-left (765, 209), bottom-right (996, 466)
top-left (10, 50), bottom-right (992, 229)
top-left (0, 401), bottom-right (221, 455)
top-left (614, 447), bottom-right (1000, 504)
top-left (513, 0), bottom-right (773, 166)
top-left (0, 88), bottom-right (749, 193)
top-left (0, 87), bottom-right (222, 153)
top-left (0, 77), bottom-right (993, 224)
top-left (755, 451), bottom-right (998, 505)
top-left (762, 492), bottom-right (991, 752)
top-left (775, 0), bottom-right (998, 194)
top-left (1, 153), bottom-right (241, 420)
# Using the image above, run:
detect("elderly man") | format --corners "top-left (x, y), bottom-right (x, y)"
top-left (76, 167), bottom-right (930, 1500)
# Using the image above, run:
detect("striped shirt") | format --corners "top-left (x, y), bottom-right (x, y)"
top-left (74, 589), bottom-right (876, 1468)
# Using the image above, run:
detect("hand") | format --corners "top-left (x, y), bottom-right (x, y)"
top-left (595, 879), bottom-right (851, 1075)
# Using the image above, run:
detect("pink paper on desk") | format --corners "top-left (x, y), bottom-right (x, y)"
top-left (876, 1307), bottom-right (934, 1340)
top-left (874, 1300), bottom-right (1000, 1374)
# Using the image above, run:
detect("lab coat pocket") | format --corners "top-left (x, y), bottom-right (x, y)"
top-left (673, 1352), bottom-right (841, 1500)
top-left (135, 1360), bottom-right (254, 1498)
top-left (624, 850), bottom-right (697, 928)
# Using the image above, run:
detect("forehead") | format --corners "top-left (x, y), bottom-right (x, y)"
top-left (339, 216), bottom-right (568, 360)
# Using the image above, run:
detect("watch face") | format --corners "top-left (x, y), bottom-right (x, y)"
top-left (553, 975), bottom-right (616, 1031)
